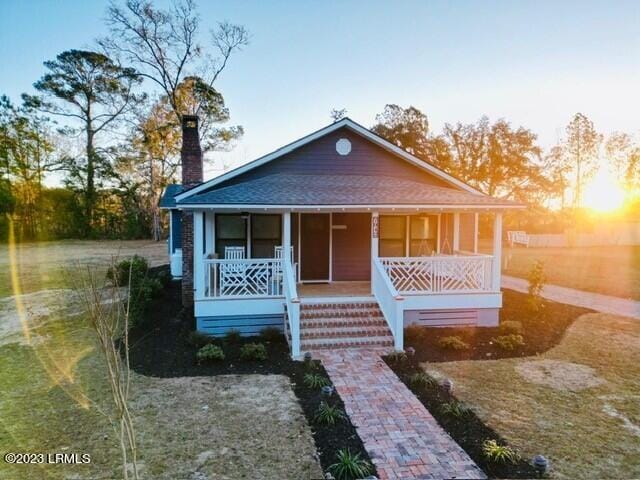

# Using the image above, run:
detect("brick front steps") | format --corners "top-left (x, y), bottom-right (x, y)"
top-left (298, 301), bottom-right (394, 353)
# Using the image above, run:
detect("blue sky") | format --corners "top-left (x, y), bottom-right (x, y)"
top-left (1, 0), bottom-right (639, 180)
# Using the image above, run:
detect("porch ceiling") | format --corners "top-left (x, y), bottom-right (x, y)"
top-left (177, 173), bottom-right (523, 209)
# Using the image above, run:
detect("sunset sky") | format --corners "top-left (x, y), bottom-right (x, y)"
top-left (1, 0), bottom-right (639, 180)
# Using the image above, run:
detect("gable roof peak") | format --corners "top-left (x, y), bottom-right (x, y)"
top-left (174, 116), bottom-right (484, 202)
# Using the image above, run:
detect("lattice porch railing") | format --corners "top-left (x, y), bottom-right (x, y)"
top-left (379, 255), bottom-right (493, 294)
top-left (204, 258), bottom-right (284, 298)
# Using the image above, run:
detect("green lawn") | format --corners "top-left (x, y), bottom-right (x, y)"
top-left (0, 240), bottom-right (322, 479)
top-left (500, 245), bottom-right (640, 300)
top-left (423, 313), bottom-right (640, 480)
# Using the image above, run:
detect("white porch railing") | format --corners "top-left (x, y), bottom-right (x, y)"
top-left (204, 258), bottom-right (284, 298)
top-left (372, 258), bottom-right (404, 350)
top-left (282, 256), bottom-right (301, 357)
top-left (379, 254), bottom-right (494, 294)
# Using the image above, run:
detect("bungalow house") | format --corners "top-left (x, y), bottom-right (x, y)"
top-left (160, 115), bottom-right (523, 357)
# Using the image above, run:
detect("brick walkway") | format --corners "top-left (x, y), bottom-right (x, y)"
top-left (315, 349), bottom-right (486, 480)
top-left (502, 275), bottom-right (640, 319)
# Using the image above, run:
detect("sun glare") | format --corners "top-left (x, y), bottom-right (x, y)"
top-left (582, 168), bottom-right (626, 213)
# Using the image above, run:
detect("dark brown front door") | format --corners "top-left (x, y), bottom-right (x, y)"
top-left (300, 213), bottom-right (330, 281)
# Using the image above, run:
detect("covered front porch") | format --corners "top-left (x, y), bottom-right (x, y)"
top-left (186, 207), bottom-right (504, 357)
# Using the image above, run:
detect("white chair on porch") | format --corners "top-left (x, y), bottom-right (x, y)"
top-left (220, 247), bottom-right (247, 295)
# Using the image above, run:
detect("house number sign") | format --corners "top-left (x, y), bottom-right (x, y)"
top-left (372, 216), bottom-right (379, 238)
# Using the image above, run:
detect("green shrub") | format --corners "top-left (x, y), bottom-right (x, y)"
top-left (314, 401), bottom-right (345, 425)
top-left (408, 372), bottom-right (436, 390)
top-left (404, 324), bottom-right (426, 344)
top-left (386, 350), bottom-right (408, 364)
top-left (482, 439), bottom-right (519, 464)
top-left (499, 320), bottom-right (523, 335)
top-left (224, 328), bottom-right (242, 344)
top-left (304, 373), bottom-right (331, 389)
top-left (492, 334), bottom-right (525, 351)
top-left (260, 326), bottom-right (283, 343)
top-left (303, 353), bottom-right (320, 372)
top-left (187, 331), bottom-right (214, 348)
top-left (437, 336), bottom-right (470, 351)
top-left (527, 260), bottom-right (546, 312)
top-left (107, 255), bottom-right (149, 286)
top-left (329, 449), bottom-right (373, 480)
top-left (196, 344), bottom-right (225, 363)
top-left (239, 343), bottom-right (267, 361)
top-left (440, 400), bottom-right (472, 418)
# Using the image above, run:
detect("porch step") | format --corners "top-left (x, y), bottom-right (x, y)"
top-left (301, 325), bottom-right (391, 339)
top-left (301, 336), bottom-right (394, 351)
top-left (295, 300), bottom-right (394, 353)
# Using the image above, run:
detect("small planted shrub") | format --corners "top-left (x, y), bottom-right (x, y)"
top-left (482, 439), bottom-right (519, 464)
top-left (492, 334), bottom-right (525, 351)
top-left (224, 328), bottom-right (242, 344)
top-left (187, 331), bottom-right (213, 348)
top-left (408, 372), bottom-right (436, 390)
top-left (196, 344), bottom-right (225, 363)
top-left (386, 350), bottom-right (408, 365)
top-left (404, 324), bottom-right (426, 344)
top-left (437, 335), bottom-right (470, 351)
top-left (303, 372), bottom-right (331, 389)
top-left (239, 343), bottom-right (267, 361)
top-left (303, 353), bottom-right (320, 371)
top-left (499, 320), bottom-right (523, 335)
top-left (260, 326), bottom-right (283, 343)
top-left (527, 260), bottom-right (546, 312)
top-left (106, 255), bottom-right (149, 286)
top-left (329, 449), bottom-right (373, 480)
top-left (440, 400), bottom-right (472, 418)
top-left (314, 401), bottom-right (345, 425)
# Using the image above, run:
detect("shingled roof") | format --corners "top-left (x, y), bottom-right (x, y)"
top-left (159, 184), bottom-right (185, 208)
top-left (176, 173), bottom-right (519, 207)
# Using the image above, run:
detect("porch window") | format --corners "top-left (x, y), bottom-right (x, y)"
top-left (215, 214), bottom-right (247, 258)
top-left (379, 215), bottom-right (406, 257)
top-left (251, 214), bottom-right (282, 258)
top-left (410, 215), bottom-right (438, 256)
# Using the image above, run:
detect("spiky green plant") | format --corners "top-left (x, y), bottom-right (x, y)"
top-left (329, 449), bottom-right (373, 480)
top-left (304, 373), bottom-right (331, 389)
top-left (439, 400), bottom-right (472, 418)
top-left (482, 439), bottom-right (520, 464)
top-left (314, 401), bottom-right (345, 425)
top-left (407, 372), bottom-right (436, 390)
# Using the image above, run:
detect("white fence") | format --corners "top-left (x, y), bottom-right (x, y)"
top-left (372, 258), bottom-right (404, 350)
top-left (204, 258), bottom-right (284, 298)
top-left (379, 255), bottom-right (493, 294)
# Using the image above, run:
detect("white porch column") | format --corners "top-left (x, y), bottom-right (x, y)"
top-left (193, 211), bottom-right (205, 300)
top-left (453, 212), bottom-right (460, 252)
top-left (371, 211), bottom-right (379, 295)
top-left (492, 212), bottom-right (502, 291)
top-left (204, 211), bottom-right (214, 256)
top-left (473, 213), bottom-right (479, 253)
top-left (283, 211), bottom-right (291, 256)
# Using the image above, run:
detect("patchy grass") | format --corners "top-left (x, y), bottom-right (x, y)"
top-left (0, 241), bottom-right (322, 479)
top-left (501, 245), bottom-right (640, 300)
top-left (423, 313), bottom-right (640, 480)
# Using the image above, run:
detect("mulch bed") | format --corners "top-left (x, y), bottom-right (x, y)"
top-left (381, 288), bottom-right (593, 479)
top-left (405, 289), bottom-right (594, 363)
top-left (128, 267), bottom-right (375, 477)
top-left (384, 355), bottom-right (540, 479)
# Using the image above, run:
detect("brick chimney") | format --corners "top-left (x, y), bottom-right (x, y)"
top-left (181, 115), bottom-right (203, 307)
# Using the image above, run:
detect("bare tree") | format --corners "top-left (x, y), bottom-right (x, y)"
top-left (101, 0), bottom-right (248, 123)
top-left (77, 261), bottom-right (139, 480)
top-left (101, 0), bottom-right (248, 239)
top-left (564, 113), bottom-right (601, 208)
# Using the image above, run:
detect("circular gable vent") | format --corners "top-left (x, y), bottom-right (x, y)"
top-left (336, 138), bottom-right (351, 156)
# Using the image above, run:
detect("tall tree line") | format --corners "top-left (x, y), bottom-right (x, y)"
top-left (0, 0), bottom-right (248, 242)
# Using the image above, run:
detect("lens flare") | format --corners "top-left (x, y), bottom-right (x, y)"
top-left (582, 168), bottom-right (626, 213)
